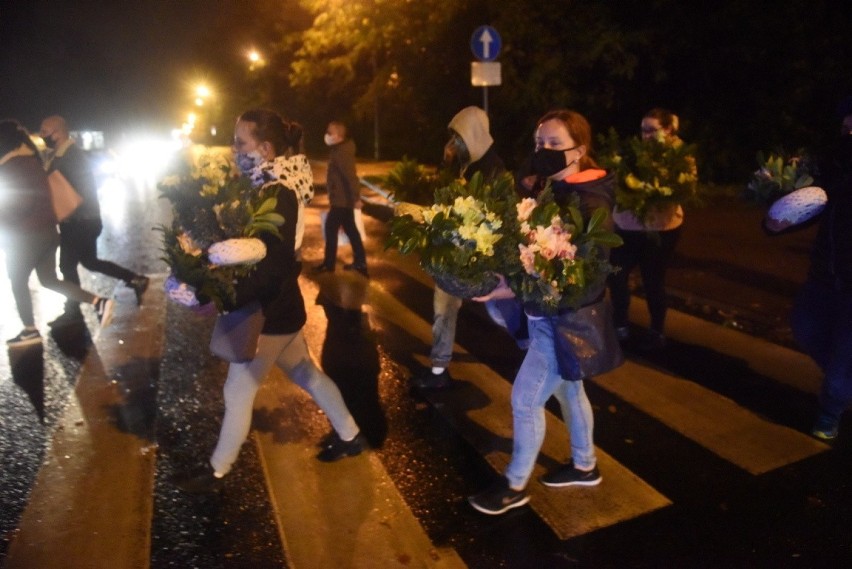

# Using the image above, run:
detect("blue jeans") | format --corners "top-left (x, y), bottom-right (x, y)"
top-left (791, 278), bottom-right (852, 421)
top-left (430, 287), bottom-right (463, 368)
top-left (505, 317), bottom-right (596, 489)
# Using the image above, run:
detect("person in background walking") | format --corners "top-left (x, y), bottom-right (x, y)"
top-left (39, 115), bottom-right (149, 327)
top-left (468, 109), bottom-right (617, 515)
top-left (411, 105), bottom-right (509, 390)
top-left (176, 109), bottom-right (367, 493)
top-left (0, 120), bottom-right (114, 345)
top-left (607, 108), bottom-right (690, 350)
top-left (313, 120), bottom-right (368, 277)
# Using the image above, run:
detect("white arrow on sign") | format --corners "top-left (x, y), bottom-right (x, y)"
top-left (479, 28), bottom-right (494, 60)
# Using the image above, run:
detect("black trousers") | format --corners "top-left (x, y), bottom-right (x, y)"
top-left (608, 227), bottom-right (682, 333)
top-left (59, 219), bottom-right (137, 309)
top-left (323, 207), bottom-right (366, 267)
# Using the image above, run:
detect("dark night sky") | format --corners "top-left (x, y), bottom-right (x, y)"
top-left (0, 1), bottom-right (216, 136)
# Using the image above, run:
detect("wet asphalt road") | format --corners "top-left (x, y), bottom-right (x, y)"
top-left (1, 158), bottom-right (852, 568)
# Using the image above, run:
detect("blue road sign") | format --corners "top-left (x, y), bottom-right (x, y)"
top-left (470, 26), bottom-right (501, 62)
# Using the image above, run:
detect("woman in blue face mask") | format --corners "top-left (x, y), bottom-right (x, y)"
top-left (467, 110), bottom-right (620, 515)
top-left (176, 109), bottom-right (367, 493)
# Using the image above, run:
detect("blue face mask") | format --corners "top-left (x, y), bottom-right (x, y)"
top-left (235, 150), bottom-right (263, 175)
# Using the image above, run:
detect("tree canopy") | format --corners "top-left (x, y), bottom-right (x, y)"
top-left (197, 0), bottom-right (852, 183)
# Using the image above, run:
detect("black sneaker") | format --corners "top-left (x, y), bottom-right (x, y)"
top-left (175, 463), bottom-right (224, 494)
top-left (468, 477), bottom-right (530, 515)
top-left (316, 432), bottom-right (368, 462)
top-left (411, 368), bottom-right (451, 389)
top-left (128, 276), bottom-right (150, 306)
top-left (6, 328), bottom-right (42, 346)
top-left (540, 461), bottom-right (602, 488)
top-left (811, 413), bottom-right (840, 441)
top-left (312, 263), bottom-right (335, 274)
top-left (94, 297), bottom-right (115, 327)
top-left (343, 263), bottom-right (369, 278)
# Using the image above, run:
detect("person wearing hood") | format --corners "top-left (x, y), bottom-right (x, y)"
top-left (313, 120), bottom-right (368, 277)
top-left (411, 106), bottom-right (508, 390)
top-left (468, 109), bottom-right (620, 515)
top-left (0, 120), bottom-right (114, 346)
top-left (772, 97), bottom-right (852, 441)
top-left (40, 115), bottom-right (149, 327)
top-left (176, 109), bottom-right (367, 493)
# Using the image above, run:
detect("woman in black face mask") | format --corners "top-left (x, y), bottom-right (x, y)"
top-left (467, 110), bottom-right (620, 516)
top-left (520, 110), bottom-right (615, 216)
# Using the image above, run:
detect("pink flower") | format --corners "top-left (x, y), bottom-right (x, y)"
top-left (516, 198), bottom-right (537, 222)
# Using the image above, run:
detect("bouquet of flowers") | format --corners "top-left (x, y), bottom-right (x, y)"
top-left (386, 171), bottom-right (520, 298)
top-left (598, 128), bottom-right (699, 222)
top-left (158, 148), bottom-right (285, 310)
top-left (745, 150), bottom-right (814, 205)
top-left (507, 186), bottom-right (622, 314)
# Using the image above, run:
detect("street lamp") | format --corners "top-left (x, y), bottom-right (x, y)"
top-left (246, 49), bottom-right (266, 71)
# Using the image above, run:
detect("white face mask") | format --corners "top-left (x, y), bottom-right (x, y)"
top-left (324, 133), bottom-right (340, 146)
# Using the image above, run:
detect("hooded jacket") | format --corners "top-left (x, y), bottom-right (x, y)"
top-left (448, 106), bottom-right (504, 181)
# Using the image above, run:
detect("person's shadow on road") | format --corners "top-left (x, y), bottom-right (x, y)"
top-left (315, 274), bottom-right (387, 448)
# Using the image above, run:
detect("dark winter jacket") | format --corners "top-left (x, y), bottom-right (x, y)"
top-left (326, 139), bottom-right (360, 208)
top-left (464, 145), bottom-right (505, 183)
top-left (810, 136), bottom-right (852, 290)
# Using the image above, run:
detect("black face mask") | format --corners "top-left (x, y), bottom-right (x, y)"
top-left (42, 135), bottom-right (57, 149)
top-left (531, 147), bottom-right (576, 178)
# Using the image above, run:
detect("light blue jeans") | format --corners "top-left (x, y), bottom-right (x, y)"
top-left (505, 316), bottom-right (596, 489)
top-left (430, 286), bottom-right (463, 368)
top-left (211, 329), bottom-right (360, 475)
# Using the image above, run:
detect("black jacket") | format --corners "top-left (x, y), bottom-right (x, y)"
top-left (810, 137), bottom-right (852, 290)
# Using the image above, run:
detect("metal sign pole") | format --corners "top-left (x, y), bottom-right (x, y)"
top-left (483, 86), bottom-right (489, 116)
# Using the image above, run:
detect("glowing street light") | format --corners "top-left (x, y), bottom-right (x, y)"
top-left (246, 49), bottom-right (266, 71)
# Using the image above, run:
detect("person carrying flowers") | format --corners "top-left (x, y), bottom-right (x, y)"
top-left (467, 109), bottom-right (623, 515)
top-left (175, 109), bottom-right (367, 493)
top-left (606, 108), bottom-right (698, 350)
top-left (409, 105), bottom-right (509, 390)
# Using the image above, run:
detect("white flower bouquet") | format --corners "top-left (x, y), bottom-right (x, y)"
top-left (386, 171), bottom-right (520, 298)
top-left (157, 147), bottom-right (285, 310)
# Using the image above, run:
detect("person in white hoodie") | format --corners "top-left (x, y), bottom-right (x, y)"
top-left (411, 106), bottom-right (506, 389)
